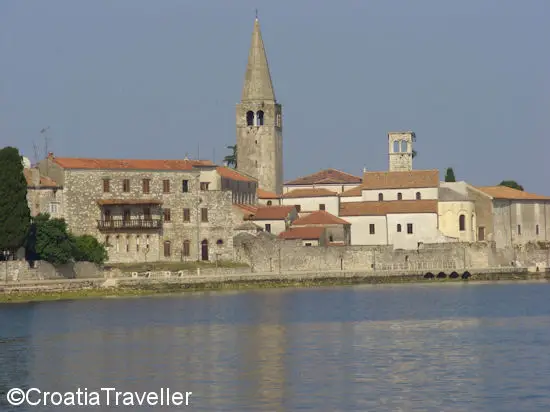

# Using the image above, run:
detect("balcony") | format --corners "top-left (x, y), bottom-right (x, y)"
top-left (97, 219), bottom-right (162, 231)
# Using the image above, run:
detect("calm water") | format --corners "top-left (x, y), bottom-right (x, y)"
top-left (1, 281), bottom-right (550, 411)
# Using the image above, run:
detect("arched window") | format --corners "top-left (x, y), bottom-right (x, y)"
top-left (459, 214), bottom-right (466, 232)
top-left (397, 224), bottom-right (402, 232)
top-left (267, 200), bottom-right (272, 206)
top-left (216, 239), bottom-right (223, 245)
top-left (416, 192), bottom-right (421, 200)
top-left (393, 141), bottom-right (400, 153)
top-left (378, 193), bottom-right (384, 201)
top-left (401, 140), bottom-right (408, 152)
top-left (163, 240), bottom-right (171, 257)
top-left (183, 240), bottom-right (190, 257)
top-left (256, 110), bottom-right (264, 126)
top-left (246, 111), bottom-right (254, 126)
top-left (397, 192), bottom-right (403, 200)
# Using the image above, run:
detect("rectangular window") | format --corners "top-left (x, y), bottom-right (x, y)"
top-left (104, 209), bottom-right (112, 222)
top-left (407, 223), bottom-right (413, 234)
top-left (163, 208), bottom-right (171, 222)
top-left (319, 204), bottom-right (326, 211)
top-left (305, 243), bottom-right (312, 247)
top-left (142, 179), bottom-right (150, 194)
top-left (122, 179), bottom-right (130, 192)
top-left (164, 241), bottom-right (171, 257)
top-left (369, 224), bottom-right (375, 235)
top-left (48, 202), bottom-right (59, 215)
top-left (123, 209), bottom-right (131, 223)
top-left (397, 224), bottom-right (402, 232)
top-left (517, 224), bottom-right (521, 235)
top-left (143, 207), bottom-right (151, 221)
top-left (201, 208), bottom-right (208, 222)
top-left (183, 241), bottom-right (190, 257)
top-left (163, 179), bottom-right (170, 193)
top-left (182, 180), bottom-right (189, 193)
top-left (265, 224), bottom-right (271, 233)
top-left (200, 182), bottom-right (210, 191)
top-left (103, 178), bottom-right (110, 193)
top-left (183, 208), bottom-right (191, 222)
top-left (536, 225), bottom-right (540, 236)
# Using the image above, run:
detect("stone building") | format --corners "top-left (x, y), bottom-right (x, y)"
top-left (388, 131), bottom-right (415, 172)
top-left (23, 164), bottom-right (63, 218)
top-left (37, 153), bottom-right (257, 263)
top-left (438, 181), bottom-right (477, 242)
top-left (236, 17), bottom-right (283, 195)
top-left (287, 210), bottom-right (351, 245)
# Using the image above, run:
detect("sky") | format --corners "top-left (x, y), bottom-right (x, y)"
top-left (1, 0), bottom-right (549, 193)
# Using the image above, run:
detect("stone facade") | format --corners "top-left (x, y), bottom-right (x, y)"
top-left (37, 156), bottom-right (254, 264)
top-left (24, 167), bottom-right (64, 218)
top-left (236, 18), bottom-right (283, 195)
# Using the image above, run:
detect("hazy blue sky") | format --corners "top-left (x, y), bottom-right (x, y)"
top-left (1, 0), bottom-right (549, 192)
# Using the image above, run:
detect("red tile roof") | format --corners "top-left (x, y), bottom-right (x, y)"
top-left (340, 200), bottom-right (438, 216)
top-left (362, 170), bottom-right (439, 190)
top-left (250, 205), bottom-right (296, 221)
top-left (292, 210), bottom-right (350, 226)
top-left (51, 156), bottom-right (213, 171)
top-left (278, 227), bottom-right (325, 240)
top-left (23, 169), bottom-right (59, 188)
top-left (233, 204), bottom-right (258, 220)
top-left (216, 167), bottom-right (256, 182)
top-left (285, 168), bottom-right (362, 185)
top-left (339, 185), bottom-right (363, 197)
top-left (257, 188), bottom-right (280, 199)
top-left (97, 199), bottom-right (163, 205)
top-left (475, 186), bottom-right (550, 201)
top-left (283, 188), bottom-right (337, 198)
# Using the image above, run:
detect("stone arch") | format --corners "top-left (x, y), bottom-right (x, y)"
top-left (378, 193), bottom-right (384, 201)
top-left (416, 192), bottom-right (421, 200)
top-left (256, 110), bottom-right (264, 126)
top-left (216, 239), bottom-right (224, 245)
top-left (163, 240), bottom-right (171, 257)
top-left (397, 192), bottom-right (403, 200)
top-left (401, 140), bottom-right (408, 152)
top-left (246, 111), bottom-right (254, 126)
top-left (393, 140), bottom-right (400, 153)
top-left (183, 239), bottom-right (190, 257)
top-left (267, 200), bottom-right (272, 206)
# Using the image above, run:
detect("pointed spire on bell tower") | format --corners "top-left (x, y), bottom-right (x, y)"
top-left (241, 15), bottom-right (276, 102)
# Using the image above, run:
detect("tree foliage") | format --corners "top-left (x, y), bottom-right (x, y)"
top-left (26, 214), bottom-right (107, 265)
top-left (499, 180), bottom-right (524, 191)
top-left (444, 167), bottom-right (456, 182)
top-left (224, 145), bottom-right (237, 168)
top-left (412, 149), bottom-right (417, 159)
top-left (0, 147), bottom-right (31, 252)
top-left (72, 234), bottom-right (108, 265)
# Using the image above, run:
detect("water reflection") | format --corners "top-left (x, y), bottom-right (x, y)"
top-left (0, 283), bottom-right (549, 411)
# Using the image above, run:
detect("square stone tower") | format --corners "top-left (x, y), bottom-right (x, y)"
top-left (388, 131), bottom-right (416, 171)
top-left (236, 18), bottom-right (283, 195)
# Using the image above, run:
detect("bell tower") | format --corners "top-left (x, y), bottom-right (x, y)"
top-left (236, 17), bottom-right (283, 195)
top-left (388, 131), bottom-right (415, 172)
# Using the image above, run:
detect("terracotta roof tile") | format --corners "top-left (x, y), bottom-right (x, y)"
top-left (340, 200), bottom-right (438, 216)
top-left (292, 210), bottom-right (350, 226)
top-left (362, 170), bottom-right (439, 190)
top-left (339, 185), bottom-right (363, 197)
top-left (282, 188), bottom-right (337, 198)
top-left (23, 169), bottom-right (60, 188)
top-left (216, 167), bottom-right (256, 182)
top-left (250, 205), bottom-right (296, 220)
top-left (476, 186), bottom-right (550, 201)
top-left (257, 188), bottom-right (280, 199)
top-left (278, 227), bottom-right (325, 240)
top-left (97, 199), bottom-right (163, 205)
top-left (233, 204), bottom-right (258, 220)
top-left (51, 156), bottom-right (212, 171)
top-left (285, 168), bottom-right (362, 185)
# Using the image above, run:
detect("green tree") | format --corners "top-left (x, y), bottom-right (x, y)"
top-left (412, 149), bottom-right (417, 159)
top-left (224, 145), bottom-right (237, 168)
top-left (444, 167), bottom-right (456, 182)
top-left (72, 234), bottom-right (108, 265)
top-left (499, 180), bottom-right (524, 191)
top-left (26, 214), bottom-right (75, 265)
top-left (0, 147), bottom-right (31, 253)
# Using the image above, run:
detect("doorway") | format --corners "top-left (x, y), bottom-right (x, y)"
top-left (478, 227), bottom-right (485, 241)
top-left (201, 239), bottom-right (209, 261)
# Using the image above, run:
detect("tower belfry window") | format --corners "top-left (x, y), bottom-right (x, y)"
top-left (393, 141), bottom-right (400, 153)
top-left (246, 111), bottom-right (254, 126)
top-left (256, 110), bottom-right (264, 126)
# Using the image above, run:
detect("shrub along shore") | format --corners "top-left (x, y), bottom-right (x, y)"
top-left (1, 271), bottom-right (548, 304)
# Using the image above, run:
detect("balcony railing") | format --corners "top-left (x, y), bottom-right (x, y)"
top-left (97, 219), bottom-right (162, 231)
